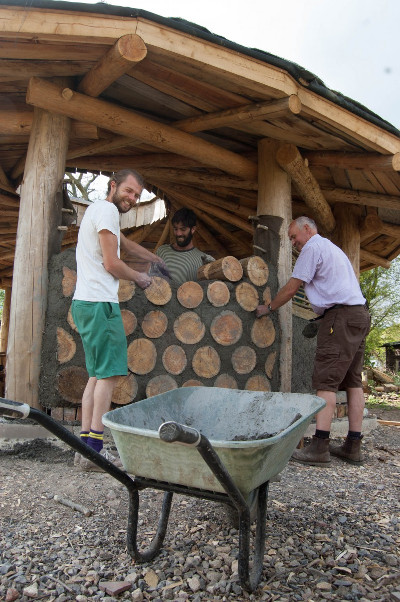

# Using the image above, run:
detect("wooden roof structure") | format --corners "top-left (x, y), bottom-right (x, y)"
top-left (0, 0), bottom-right (400, 290)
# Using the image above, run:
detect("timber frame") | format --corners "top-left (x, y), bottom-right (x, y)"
top-left (0, 0), bottom-right (399, 406)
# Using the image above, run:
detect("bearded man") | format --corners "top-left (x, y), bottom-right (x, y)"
top-left (156, 208), bottom-right (214, 283)
top-left (72, 169), bottom-right (167, 470)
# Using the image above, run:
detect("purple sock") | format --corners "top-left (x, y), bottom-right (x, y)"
top-left (87, 430), bottom-right (104, 453)
top-left (80, 431), bottom-right (89, 443)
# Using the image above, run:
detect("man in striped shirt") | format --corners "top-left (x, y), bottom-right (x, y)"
top-left (156, 208), bottom-right (214, 283)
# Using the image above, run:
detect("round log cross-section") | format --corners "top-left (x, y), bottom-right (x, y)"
top-left (111, 373), bottom-right (138, 405)
top-left (162, 345), bottom-right (187, 375)
top-left (207, 281), bottom-right (230, 307)
top-left (204, 256), bottom-right (243, 282)
top-left (142, 310), bottom-right (168, 338)
top-left (62, 266), bottom-right (77, 297)
top-left (57, 366), bottom-right (88, 404)
top-left (57, 327), bottom-right (76, 364)
top-left (265, 351), bottom-right (277, 379)
top-left (235, 282), bottom-right (259, 311)
top-left (121, 309), bottom-right (137, 336)
top-left (118, 279), bottom-right (136, 302)
top-left (192, 346), bottom-right (221, 378)
top-left (210, 310), bottom-right (243, 346)
top-left (251, 316), bottom-right (276, 348)
top-left (245, 374), bottom-right (271, 392)
top-left (127, 338), bottom-right (157, 374)
top-left (239, 256), bottom-right (269, 286)
top-left (174, 311), bottom-right (206, 344)
top-left (231, 345), bottom-right (257, 374)
top-left (182, 379), bottom-right (204, 387)
top-left (177, 281), bottom-right (204, 308)
top-left (67, 306), bottom-right (78, 332)
top-left (214, 373), bottom-right (238, 389)
top-left (145, 276), bottom-right (172, 305)
top-left (146, 374), bottom-right (178, 398)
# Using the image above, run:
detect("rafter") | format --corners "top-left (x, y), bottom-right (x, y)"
top-left (26, 77), bottom-right (258, 181)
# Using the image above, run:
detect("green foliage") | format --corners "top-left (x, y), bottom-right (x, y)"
top-left (360, 257), bottom-right (400, 366)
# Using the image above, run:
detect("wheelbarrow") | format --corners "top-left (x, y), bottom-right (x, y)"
top-left (0, 388), bottom-right (325, 592)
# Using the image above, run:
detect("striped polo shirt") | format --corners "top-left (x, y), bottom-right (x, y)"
top-left (156, 244), bottom-right (214, 283)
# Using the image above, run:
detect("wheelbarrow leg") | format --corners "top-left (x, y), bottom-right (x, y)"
top-left (238, 481), bottom-right (268, 591)
top-left (127, 489), bottom-right (173, 563)
top-left (159, 421), bottom-right (269, 592)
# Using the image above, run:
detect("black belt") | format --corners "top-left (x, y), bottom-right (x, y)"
top-left (324, 303), bottom-right (367, 314)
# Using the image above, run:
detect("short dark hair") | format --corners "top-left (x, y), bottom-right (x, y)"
top-left (107, 169), bottom-right (145, 194)
top-left (172, 208), bottom-right (197, 228)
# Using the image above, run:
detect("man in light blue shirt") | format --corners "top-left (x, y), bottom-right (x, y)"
top-left (256, 216), bottom-right (370, 467)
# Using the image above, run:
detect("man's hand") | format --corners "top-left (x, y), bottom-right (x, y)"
top-left (133, 272), bottom-right (153, 290)
top-left (154, 259), bottom-right (171, 279)
top-left (255, 304), bottom-right (270, 318)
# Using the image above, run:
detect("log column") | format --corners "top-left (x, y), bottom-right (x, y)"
top-left (0, 286), bottom-right (11, 353)
top-left (257, 139), bottom-right (292, 392)
top-left (6, 105), bottom-right (70, 407)
top-left (333, 203), bottom-right (361, 278)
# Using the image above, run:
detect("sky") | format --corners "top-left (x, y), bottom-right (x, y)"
top-left (61, 0), bottom-right (400, 130)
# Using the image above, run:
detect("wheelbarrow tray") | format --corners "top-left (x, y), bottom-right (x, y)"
top-left (103, 387), bottom-right (325, 496)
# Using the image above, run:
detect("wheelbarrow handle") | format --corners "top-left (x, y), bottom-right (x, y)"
top-left (0, 397), bottom-right (31, 419)
top-left (158, 421), bottom-right (201, 446)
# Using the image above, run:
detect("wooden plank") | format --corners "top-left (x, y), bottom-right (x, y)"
top-left (0, 40), bottom-right (107, 61)
top-left (26, 77), bottom-right (258, 181)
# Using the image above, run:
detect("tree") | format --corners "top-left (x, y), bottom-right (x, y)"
top-left (360, 257), bottom-right (400, 366)
top-left (64, 171), bottom-right (107, 202)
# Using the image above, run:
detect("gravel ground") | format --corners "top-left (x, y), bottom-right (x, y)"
top-left (0, 420), bottom-right (399, 602)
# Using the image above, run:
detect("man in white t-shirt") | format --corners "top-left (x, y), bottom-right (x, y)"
top-left (72, 169), bottom-right (167, 471)
top-left (256, 216), bottom-right (370, 467)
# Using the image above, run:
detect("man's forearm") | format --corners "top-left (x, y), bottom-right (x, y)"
top-left (121, 234), bottom-right (161, 263)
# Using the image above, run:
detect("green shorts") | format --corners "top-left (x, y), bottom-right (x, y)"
top-left (71, 300), bottom-right (128, 380)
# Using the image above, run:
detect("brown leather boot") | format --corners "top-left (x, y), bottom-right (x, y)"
top-left (329, 436), bottom-right (363, 464)
top-left (291, 436), bottom-right (331, 466)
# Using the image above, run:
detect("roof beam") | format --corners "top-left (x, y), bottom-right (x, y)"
top-left (360, 248), bottom-right (391, 269)
top-left (304, 151), bottom-right (400, 172)
top-left (175, 96), bottom-right (302, 133)
top-left (323, 187), bottom-right (400, 211)
top-left (360, 213), bottom-right (400, 241)
top-left (276, 143), bottom-right (336, 233)
top-left (26, 77), bottom-right (258, 181)
top-left (78, 34), bottom-right (147, 97)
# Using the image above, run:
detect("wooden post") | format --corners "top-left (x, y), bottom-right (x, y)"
top-left (0, 286), bottom-right (11, 353)
top-left (333, 203), bottom-right (361, 278)
top-left (257, 139), bottom-right (293, 392)
top-left (6, 105), bottom-right (70, 407)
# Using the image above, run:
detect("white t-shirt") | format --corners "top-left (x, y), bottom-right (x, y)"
top-left (292, 234), bottom-right (365, 315)
top-left (73, 200), bottom-right (120, 303)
